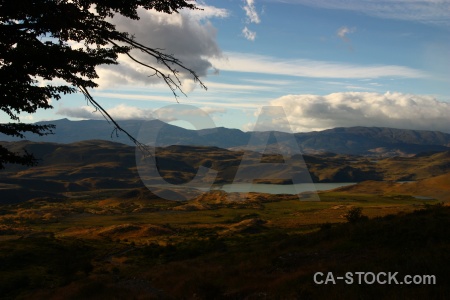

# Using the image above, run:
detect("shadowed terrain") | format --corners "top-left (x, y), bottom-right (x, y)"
top-left (1, 140), bottom-right (450, 206)
top-left (1, 139), bottom-right (449, 299)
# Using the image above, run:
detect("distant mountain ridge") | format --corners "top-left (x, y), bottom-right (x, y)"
top-left (1, 118), bottom-right (450, 156)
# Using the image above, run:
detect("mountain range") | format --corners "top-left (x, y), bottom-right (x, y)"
top-left (1, 118), bottom-right (450, 156)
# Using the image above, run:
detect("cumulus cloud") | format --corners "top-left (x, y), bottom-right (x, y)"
top-left (242, 26), bottom-right (257, 41)
top-left (252, 92), bottom-right (450, 132)
top-left (95, 5), bottom-right (227, 90)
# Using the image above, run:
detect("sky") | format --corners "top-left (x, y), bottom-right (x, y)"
top-left (4, 0), bottom-right (450, 133)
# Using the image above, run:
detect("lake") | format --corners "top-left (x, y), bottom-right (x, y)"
top-left (200, 182), bottom-right (356, 195)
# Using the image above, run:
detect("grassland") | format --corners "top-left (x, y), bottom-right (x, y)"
top-left (0, 186), bottom-right (448, 299)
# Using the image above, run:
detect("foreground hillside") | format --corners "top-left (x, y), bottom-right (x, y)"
top-left (0, 200), bottom-right (448, 299)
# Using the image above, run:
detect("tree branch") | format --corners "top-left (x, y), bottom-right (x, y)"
top-left (78, 85), bottom-right (153, 158)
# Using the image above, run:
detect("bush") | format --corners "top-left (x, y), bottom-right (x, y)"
top-left (344, 207), bottom-right (368, 223)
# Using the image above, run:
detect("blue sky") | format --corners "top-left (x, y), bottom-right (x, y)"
top-left (4, 0), bottom-right (450, 133)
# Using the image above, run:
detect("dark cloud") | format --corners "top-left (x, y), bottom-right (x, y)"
top-left (96, 6), bottom-right (226, 89)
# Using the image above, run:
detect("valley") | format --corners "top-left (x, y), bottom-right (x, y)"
top-left (1, 140), bottom-right (450, 200)
top-left (0, 138), bottom-right (449, 298)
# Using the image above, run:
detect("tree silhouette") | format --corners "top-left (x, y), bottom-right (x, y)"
top-left (0, 0), bottom-right (206, 168)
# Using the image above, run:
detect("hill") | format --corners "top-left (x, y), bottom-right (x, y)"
top-left (295, 126), bottom-right (450, 156)
top-left (334, 172), bottom-right (450, 202)
top-left (1, 140), bottom-right (450, 204)
top-left (1, 119), bottom-right (450, 156)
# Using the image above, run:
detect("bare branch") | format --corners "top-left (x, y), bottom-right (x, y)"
top-left (108, 34), bottom-right (207, 97)
top-left (78, 85), bottom-right (153, 159)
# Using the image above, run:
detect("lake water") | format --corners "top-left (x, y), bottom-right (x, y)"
top-left (413, 195), bottom-right (434, 200)
top-left (202, 182), bottom-right (356, 195)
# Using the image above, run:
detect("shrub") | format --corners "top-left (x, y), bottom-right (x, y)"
top-left (344, 207), bottom-right (368, 223)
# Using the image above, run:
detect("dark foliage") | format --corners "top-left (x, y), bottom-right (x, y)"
top-left (0, 237), bottom-right (94, 298)
top-left (0, 0), bottom-right (204, 168)
top-left (344, 206), bottom-right (368, 223)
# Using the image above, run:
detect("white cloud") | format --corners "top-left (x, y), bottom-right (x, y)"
top-left (187, 4), bottom-right (229, 20)
top-left (242, 78), bottom-right (296, 85)
top-left (91, 92), bottom-right (177, 103)
top-left (243, 0), bottom-right (261, 24)
top-left (205, 81), bottom-right (274, 92)
top-left (88, 90), bottom-right (266, 110)
top-left (199, 106), bottom-right (227, 115)
top-left (337, 26), bottom-right (356, 41)
top-left (95, 5), bottom-right (226, 90)
top-left (281, 0), bottom-right (450, 27)
top-left (259, 92), bottom-right (450, 132)
top-left (210, 52), bottom-right (426, 79)
top-left (14, 114), bottom-right (34, 123)
top-left (150, 105), bottom-right (226, 127)
top-left (242, 26), bottom-right (257, 41)
top-left (56, 104), bottom-right (227, 121)
top-left (57, 104), bottom-right (155, 120)
top-left (56, 106), bottom-right (102, 120)
top-left (241, 0), bottom-right (260, 42)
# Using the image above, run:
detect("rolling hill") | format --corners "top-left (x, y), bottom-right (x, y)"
top-left (1, 119), bottom-right (450, 156)
top-left (1, 140), bottom-right (450, 204)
